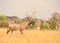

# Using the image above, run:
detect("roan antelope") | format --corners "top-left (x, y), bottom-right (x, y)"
top-left (7, 18), bottom-right (30, 34)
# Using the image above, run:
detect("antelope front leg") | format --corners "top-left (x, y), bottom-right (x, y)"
top-left (20, 29), bottom-right (23, 34)
top-left (7, 29), bottom-right (10, 34)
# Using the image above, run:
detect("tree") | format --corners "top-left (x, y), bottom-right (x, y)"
top-left (26, 17), bottom-right (35, 29)
top-left (48, 12), bottom-right (60, 30)
top-left (52, 12), bottom-right (60, 29)
top-left (0, 15), bottom-right (8, 28)
top-left (7, 16), bottom-right (19, 20)
top-left (0, 15), bottom-right (7, 21)
top-left (40, 20), bottom-right (44, 30)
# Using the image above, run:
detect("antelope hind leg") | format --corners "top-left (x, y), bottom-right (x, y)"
top-left (7, 29), bottom-right (10, 34)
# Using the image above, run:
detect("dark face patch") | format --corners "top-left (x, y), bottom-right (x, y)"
top-left (28, 22), bottom-right (31, 25)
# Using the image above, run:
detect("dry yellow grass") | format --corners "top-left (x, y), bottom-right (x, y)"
top-left (0, 28), bottom-right (60, 43)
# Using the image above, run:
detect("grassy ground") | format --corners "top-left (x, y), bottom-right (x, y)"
top-left (0, 28), bottom-right (60, 43)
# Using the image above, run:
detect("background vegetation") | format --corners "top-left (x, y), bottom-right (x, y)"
top-left (0, 12), bottom-right (60, 30)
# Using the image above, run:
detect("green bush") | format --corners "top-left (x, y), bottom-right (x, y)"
top-left (0, 21), bottom-right (8, 28)
top-left (50, 22), bottom-right (56, 30)
top-left (29, 20), bottom-right (35, 28)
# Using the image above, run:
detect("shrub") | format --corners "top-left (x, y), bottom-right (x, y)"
top-left (0, 21), bottom-right (8, 28)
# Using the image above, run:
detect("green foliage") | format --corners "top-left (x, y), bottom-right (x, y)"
top-left (0, 15), bottom-right (7, 21)
top-left (0, 15), bottom-right (8, 28)
top-left (47, 18), bottom-right (56, 30)
top-left (11, 16), bottom-right (19, 20)
top-left (7, 16), bottom-right (19, 21)
top-left (0, 12), bottom-right (59, 30)
top-left (51, 12), bottom-right (60, 29)
top-left (25, 17), bottom-right (35, 29)
top-left (40, 20), bottom-right (45, 30)
top-left (40, 23), bottom-right (44, 30)
top-left (0, 21), bottom-right (8, 28)
top-left (29, 20), bottom-right (35, 28)
top-left (49, 21), bottom-right (56, 30)
top-left (40, 23), bottom-right (49, 30)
